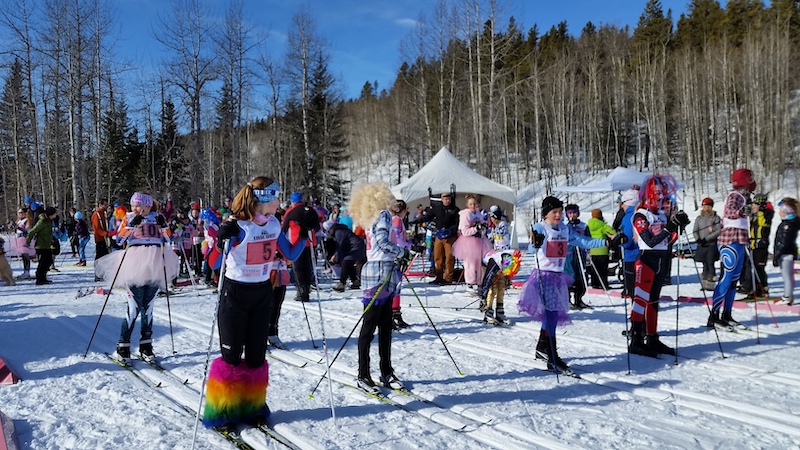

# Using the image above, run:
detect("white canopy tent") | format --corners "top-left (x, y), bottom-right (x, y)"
top-left (554, 167), bottom-right (685, 193)
top-left (391, 147), bottom-right (517, 215)
top-left (391, 147), bottom-right (519, 247)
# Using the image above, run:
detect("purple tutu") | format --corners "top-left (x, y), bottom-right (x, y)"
top-left (517, 269), bottom-right (573, 325)
top-left (451, 235), bottom-right (492, 261)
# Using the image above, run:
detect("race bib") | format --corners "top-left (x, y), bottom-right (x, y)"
top-left (245, 239), bottom-right (277, 265)
top-left (134, 223), bottom-right (161, 239)
top-left (545, 240), bottom-right (566, 258)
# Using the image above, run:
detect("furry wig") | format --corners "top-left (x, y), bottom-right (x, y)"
top-left (349, 182), bottom-right (396, 228)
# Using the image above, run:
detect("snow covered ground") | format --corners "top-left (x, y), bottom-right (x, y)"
top-left (1, 233), bottom-right (800, 449)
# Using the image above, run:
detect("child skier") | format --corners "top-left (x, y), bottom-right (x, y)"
top-left (202, 176), bottom-right (306, 430)
top-left (520, 196), bottom-right (619, 374)
top-left (773, 197), bottom-right (799, 305)
top-left (74, 212), bottom-right (91, 266)
top-left (478, 249), bottom-right (522, 325)
top-left (708, 168), bottom-right (756, 330)
top-left (349, 182), bottom-right (413, 394)
top-left (628, 175), bottom-right (689, 357)
top-left (96, 192), bottom-right (179, 362)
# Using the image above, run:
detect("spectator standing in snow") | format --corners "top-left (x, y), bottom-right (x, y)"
top-left (26, 206), bottom-right (58, 285)
top-left (452, 193), bottom-right (492, 292)
top-left (739, 194), bottom-right (774, 299)
top-left (563, 204), bottom-right (591, 310)
top-left (773, 197), bottom-right (799, 306)
top-left (74, 212), bottom-right (91, 266)
top-left (693, 197), bottom-right (721, 291)
top-left (587, 209), bottom-right (615, 289)
top-left (281, 192), bottom-right (320, 302)
top-left (412, 192), bottom-right (460, 284)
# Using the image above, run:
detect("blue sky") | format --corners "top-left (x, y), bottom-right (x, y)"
top-left (114, 0), bottom-right (691, 101)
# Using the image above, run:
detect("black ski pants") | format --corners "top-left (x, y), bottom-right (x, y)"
top-left (292, 246), bottom-right (313, 301)
top-left (358, 300), bottom-right (393, 379)
top-left (219, 278), bottom-right (272, 368)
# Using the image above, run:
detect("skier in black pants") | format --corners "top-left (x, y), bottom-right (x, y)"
top-left (349, 182), bottom-right (412, 394)
top-left (281, 192), bottom-right (320, 302)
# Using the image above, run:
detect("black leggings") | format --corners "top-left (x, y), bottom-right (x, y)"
top-left (218, 278), bottom-right (272, 368)
top-left (358, 300), bottom-right (393, 378)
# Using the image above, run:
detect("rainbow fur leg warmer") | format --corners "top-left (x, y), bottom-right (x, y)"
top-left (202, 357), bottom-right (270, 428)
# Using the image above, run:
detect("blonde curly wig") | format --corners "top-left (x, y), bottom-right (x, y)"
top-left (349, 182), bottom-right (397, 228)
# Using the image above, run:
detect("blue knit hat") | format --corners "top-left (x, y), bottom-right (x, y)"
top-left (290, 192), bottom-right (303, 203)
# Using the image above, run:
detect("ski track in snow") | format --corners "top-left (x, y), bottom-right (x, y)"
top-left (1, 246), bottom-right (800, 449)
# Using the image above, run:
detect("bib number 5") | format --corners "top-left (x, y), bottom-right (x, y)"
top-left (245, 240), bottom-right (277, 265)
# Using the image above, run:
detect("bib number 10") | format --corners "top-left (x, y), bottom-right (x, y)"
top-left (246, 240), bottom-right (277, 265)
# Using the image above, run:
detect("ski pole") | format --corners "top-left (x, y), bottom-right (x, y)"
top-left (191, 240), bottom-right (231, 450)
top-left (681, 230), bottom-right (725, 358)
top-left (745, 246), bottom-right (777, 328)
top-left (83, 247), bottom-right (129, 358)
top-left (309, 270), bottom-right (393, 398)
top-left (576, 249), bottom-right (611, 307)
top-left (673, 234), bottom-right (681, 366)
top-left (403, 273), bottom-right (464, 375)
top-left (179, 242), bottom-right (201, 296)
top-left (454, 297), bottom-right (481, 311)
top-left (163, 244), bottom-right (176, 355)
top-left (310, 244), bottom-right (336, 424)
top-left (298, 252), bottom-right (318, 348)
top-left (620, 246), bottom-right (632, 375)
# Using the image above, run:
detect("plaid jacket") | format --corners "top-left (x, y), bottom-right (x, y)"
top-left (717, 191), bottom-right (749, 247)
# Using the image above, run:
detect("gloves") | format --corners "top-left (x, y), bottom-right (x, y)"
top-left (129, 215), bottom-right (144, 227)
top-left (532, 230), bottom-right (545, 248)
top-left (697, 238), bottom-right (707, 246)
top-left (475, 223), bottom-right (486, 234)
top-left (216, 219), bottom-right (242, 250)
top-left (773, 256), bottom-right (781, 268)
top-left (394, 248), bottom-right (414, 273)
top-left (608, 233), bottom-right (628, 247)
top-left (156, 214), bottom-right (167, 228)
top-left (675, 211), bottom-right (690, 226)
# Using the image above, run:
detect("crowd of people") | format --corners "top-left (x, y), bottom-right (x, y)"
top-left (3, 166), bottom-right (798, 432)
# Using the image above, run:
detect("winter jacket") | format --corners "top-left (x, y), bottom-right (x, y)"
top-left (773, 216), bottom-right (800, 266)
top-left (457, 209), bottom-right (485, 238)
top-left (749, 208), bottom-right (774, 250)
top-left (75, 218), bottom-right (90, 239)
top-left (91, 208), bottom-right (108, 242)
top-left (282, 202), bottom-right (321, 247)
top-left (692, 211), bottom-right (721, 246)
top-left (330, 223), bottom-right (366, 264)
top-left (587, 217), bottom-right (615, 256)
top-left (413, 200), bottom-right (459, 239)
top-left (620, 205), bottom-right (640, 262)
top-left (26, 215), bottom-right (54, 250)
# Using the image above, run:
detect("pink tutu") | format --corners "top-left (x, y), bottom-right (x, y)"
top-left (95, 245), bottom-right (180, 289)
top-left (12, 236), bottom-right (37, 257)
top-left (452, 235), bottom-right (492, 262)
top-left (517, 269), bottom-right (573, 325)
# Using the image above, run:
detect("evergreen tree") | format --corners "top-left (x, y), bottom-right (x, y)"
top-left (101, 100), bottom-right (140, 201)
top-left (156, 98), bottom-right (189, 202)
top-left (0, 59), bottom-right (35, 216)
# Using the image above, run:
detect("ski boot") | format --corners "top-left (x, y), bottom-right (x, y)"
top-left (707, 310), bottom-right (726, 328)
top-left (645, 334), bottom-right (675, 356)
top-left (483, 308), bottom-right (498, 325)
top-left (721, 311), bottom-right (746, 330)
top-left (379, 372), bottom-right (405, 390)
top-left (628, 322), bottom-right (659, 358)
top-left (392, 311), bottom-right (409, 330)
top-left (357, 376), bottom-right (380, 395)
top-left (535, 329), bottom-right (548, 360)
top-left (332, 282), bottom-right (345, 292)
top-left (114, 343), bottom-right (132, 362)
top-left (267, 335), bottom-right (286, 350)
top-left (495, 306), bottom-right (509, 324)
top-left (139, 340), bottom-right (155, 363)
top-left (539, 334), bottom-right (570, 374)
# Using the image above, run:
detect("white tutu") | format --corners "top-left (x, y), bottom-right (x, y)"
top-left (95, 245), bottom-right (180, 289)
